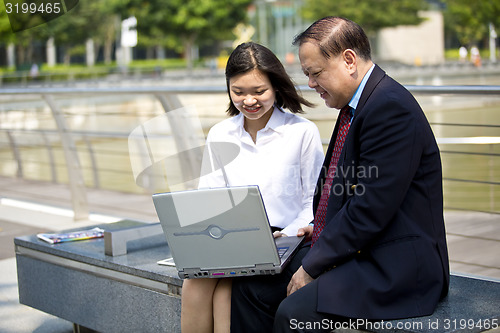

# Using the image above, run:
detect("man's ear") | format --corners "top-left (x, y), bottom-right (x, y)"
top-left (343, 49), bottom-right (357, 74)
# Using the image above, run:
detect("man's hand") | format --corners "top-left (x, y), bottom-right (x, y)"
top-left (287, 265), bottom-right (314, 296)
top-left (297, 224), bottom-right (314, 241)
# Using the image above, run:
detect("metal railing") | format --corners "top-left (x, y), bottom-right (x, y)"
top-left (2, 84), bottom-right (500, 95)
top-left (0, 85), bottom-right (499, 218)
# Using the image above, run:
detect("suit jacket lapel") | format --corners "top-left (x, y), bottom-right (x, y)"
top-left (314, 65), bottom-right (387, 212)
top-left (354, 65), bottom-right (386, 119)
top-left (313, 115), bottom-right (342, 211)
top-left (338, 66), bottom-right (386, 161)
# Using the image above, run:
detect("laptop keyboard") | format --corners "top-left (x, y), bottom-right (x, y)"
top-left (277, 247), bottom-right (288, 258)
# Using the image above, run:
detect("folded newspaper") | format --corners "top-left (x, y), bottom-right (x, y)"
top-left (37, 227), bottom-right (105, 244)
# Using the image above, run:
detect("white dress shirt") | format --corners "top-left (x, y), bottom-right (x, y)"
top-left (198, 106), bottom-right (324, 236)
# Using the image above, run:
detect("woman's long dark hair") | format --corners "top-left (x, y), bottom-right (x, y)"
top-left (225, 42), bottom-right (314, 116)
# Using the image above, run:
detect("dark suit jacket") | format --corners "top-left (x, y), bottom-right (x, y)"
top-left (302, 65), bottom-right (450, 320)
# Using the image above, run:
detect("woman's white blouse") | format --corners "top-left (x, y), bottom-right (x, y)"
top-left (198, 107), bottom-right (324, 236)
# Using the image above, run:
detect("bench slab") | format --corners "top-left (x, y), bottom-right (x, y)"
top-left (15, 220), bottom-right (181, 333)
top-left (15, 220), bottom-right (500, 333)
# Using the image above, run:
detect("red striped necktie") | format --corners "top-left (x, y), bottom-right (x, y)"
top-left (311, 105), bottom-right (352, 246)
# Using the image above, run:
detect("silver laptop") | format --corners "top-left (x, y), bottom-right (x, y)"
top-left (152, 185), bottom-right (304, 279)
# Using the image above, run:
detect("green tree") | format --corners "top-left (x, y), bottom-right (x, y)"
top-left (126, 0), bottom-right (253, 69)
top-left (39, 0), bottom-right (121, 65)
top-left (0, 9), bottom-right (14, 43)
top-left (2, 0), bottom-right (252, 68)
top-left (83, 0), bottom-right (122, 65)
top-left (443, 0), bottom-right (500, 47)
top-left (301, 0), bottom-right (429, 34)
top-left (0, 8), bottom-right (46, 67)
top-left (1, 0), bottom-right (124, 67)
top-left (124, 0), bottom-right (177, 54)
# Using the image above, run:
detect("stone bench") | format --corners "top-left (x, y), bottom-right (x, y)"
top-left (15, 220), bottom-right (182, 333)
top-left (15, 220), bottom-right (500, 333)
top-left (359, 274), bottom-right (500, 333)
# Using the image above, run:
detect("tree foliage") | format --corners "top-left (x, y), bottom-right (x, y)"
top-left (1, 0), bottom-right (252, 66)
top-left (442, 0), bottom-right (500, 46)
top-left (124, 0), bottom-right (252, 66)
top-left (4, 0), bottom-right (498, 67)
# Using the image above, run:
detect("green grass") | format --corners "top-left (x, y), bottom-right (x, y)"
top-left (0, 57), bottom-right (204, 74)
top-left (0, 57), bottom-right (203, 83)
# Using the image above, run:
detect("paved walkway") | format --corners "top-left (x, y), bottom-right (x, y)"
top-left (1, 176), bottom-right (499, 332)
top-left (0, 177), bottom-right (159, 333)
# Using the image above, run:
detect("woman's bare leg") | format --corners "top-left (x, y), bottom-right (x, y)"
top-left (213, 279), bottom-right (232, 333)
top-left (181, 278), bottom-right (219, 333)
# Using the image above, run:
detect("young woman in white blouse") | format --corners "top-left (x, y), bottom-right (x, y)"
top-left (181, 42), bottom-right (324, 333)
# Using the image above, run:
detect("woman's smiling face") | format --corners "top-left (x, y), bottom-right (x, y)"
top-left (229, 68), bottom-right (276, 123)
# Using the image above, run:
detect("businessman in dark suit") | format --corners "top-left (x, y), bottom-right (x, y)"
top-left (230, 17), bottom-right (450, 332)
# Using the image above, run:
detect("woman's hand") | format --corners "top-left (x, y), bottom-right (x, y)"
top-left (273, 231), bottom-right (287, 238)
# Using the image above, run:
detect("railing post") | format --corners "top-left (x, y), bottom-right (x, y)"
top-left (43, 94), bottom-right (89, 221)
top-left (6, 130), bottom-right (23, 178)
top-left (489, 144), bottom-right (495, 212)
top-left (84, 135), bottom-right (100, 188)
top-left (41, 131), bottom-right (58, 183)
top-left (154, 93), bottom-right (204, 190)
